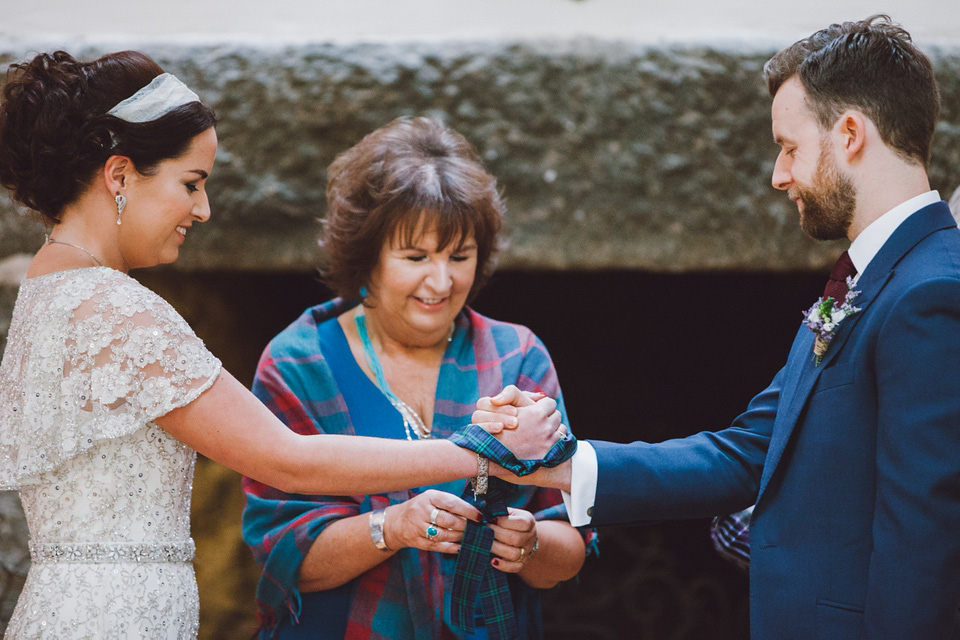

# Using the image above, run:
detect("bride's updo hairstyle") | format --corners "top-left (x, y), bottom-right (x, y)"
top-left (0, 50), bottom-right (216, 224)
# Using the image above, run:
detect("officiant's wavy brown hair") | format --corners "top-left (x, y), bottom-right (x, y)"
top-left (320, 116), bottom-right (505, 302)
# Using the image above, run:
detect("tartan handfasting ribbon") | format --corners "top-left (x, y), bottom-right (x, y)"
top-left (447, 423), bottom-right (578, 477)
top-left (448, 424), bottom-right (578, 638)
top-left (451, 489), bottom-right (514, 638)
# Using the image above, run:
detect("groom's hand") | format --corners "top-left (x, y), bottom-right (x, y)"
top-left (472, 386), bottom-right (545, 432)
top-left (473, 385), bottom-right (566, 461)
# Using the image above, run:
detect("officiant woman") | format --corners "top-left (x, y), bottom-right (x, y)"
top-left (241, 116), bottom-right (589, 639)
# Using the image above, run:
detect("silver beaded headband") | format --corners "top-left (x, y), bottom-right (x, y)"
top-left (106, 73), bottom-right (200, 123)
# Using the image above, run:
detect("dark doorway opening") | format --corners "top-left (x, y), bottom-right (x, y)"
top-left (141, 268), bottom-right (825, 639)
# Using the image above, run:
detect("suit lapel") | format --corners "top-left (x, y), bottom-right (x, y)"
top-left (756, 202), bottom-right (956, 502)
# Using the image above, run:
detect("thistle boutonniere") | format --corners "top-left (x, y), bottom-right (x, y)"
top-left (802, 276), bottom-right (861, 366)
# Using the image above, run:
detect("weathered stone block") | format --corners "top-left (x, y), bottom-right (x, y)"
top-left (3, 41), bottom-right (959, 274)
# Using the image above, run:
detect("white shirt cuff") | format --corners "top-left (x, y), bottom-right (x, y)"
top-left (561, 440), bottom-right (597, 527)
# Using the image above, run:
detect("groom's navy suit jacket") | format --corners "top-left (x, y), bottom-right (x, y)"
top-left (591, 201), bottom-right (960, 639)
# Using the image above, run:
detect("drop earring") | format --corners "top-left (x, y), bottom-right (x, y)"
top-left (115, 194), bottom-right (126, 225)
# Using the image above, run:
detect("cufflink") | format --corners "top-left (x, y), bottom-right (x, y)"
top-left (586, 506), bottom-right (593, 518)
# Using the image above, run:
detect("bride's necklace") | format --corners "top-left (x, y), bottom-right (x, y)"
top-left (355, 310), bottom-right (453, 441)
top-left (45, 235), bottom-right (104, 267)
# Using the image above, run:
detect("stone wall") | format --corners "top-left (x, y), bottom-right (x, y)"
top-left (4, 41), bottom-right (960, 274)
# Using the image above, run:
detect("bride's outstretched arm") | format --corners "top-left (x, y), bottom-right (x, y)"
top-left (155, 369), bottom-right (561, 495)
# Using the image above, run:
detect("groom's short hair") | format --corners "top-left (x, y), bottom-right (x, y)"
top-left (763, 14), bottom-right (940, 168)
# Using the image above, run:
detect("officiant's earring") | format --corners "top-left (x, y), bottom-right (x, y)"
top-left (360, 286), bottom-right (369, 299)
top-left (115, 194), bottom-right (126, 226)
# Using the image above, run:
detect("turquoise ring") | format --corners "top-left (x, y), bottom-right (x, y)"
top-left (426, 525), bottom-right (440, 540)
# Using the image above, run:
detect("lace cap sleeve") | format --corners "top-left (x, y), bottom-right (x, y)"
top-left (0, 270), bottom-right (221, 486)
top-left (63, 275), bottom-right (221, 419)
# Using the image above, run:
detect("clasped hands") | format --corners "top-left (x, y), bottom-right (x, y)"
top-left (471, 385), bottom-right (572, 491)
top-left (472, 384), bottom-right (567, 461)
top-left (375, 386), bottom-right (561, 572)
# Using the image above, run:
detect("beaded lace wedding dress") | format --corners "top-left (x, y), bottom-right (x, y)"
top-left (0, 267), bottom-right (221, 638)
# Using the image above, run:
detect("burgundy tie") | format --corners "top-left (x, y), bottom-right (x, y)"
top-left (823, 251), bottom-right (857, 304)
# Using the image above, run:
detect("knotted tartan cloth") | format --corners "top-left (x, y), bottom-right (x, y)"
top-left (448, 425), bottom-right (578, 639)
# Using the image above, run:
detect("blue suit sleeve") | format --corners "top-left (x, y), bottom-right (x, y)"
top-left (589, 367), bottom-right (779, 525)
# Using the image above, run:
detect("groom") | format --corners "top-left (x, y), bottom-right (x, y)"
top-left (480, 15), bottom-right (960, 639)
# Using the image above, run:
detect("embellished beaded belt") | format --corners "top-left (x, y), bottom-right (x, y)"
top-left (29, 540), bottom-right (195, 564)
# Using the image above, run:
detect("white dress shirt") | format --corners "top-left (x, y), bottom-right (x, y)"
top-left (563, 190), bottom-right (942, 527)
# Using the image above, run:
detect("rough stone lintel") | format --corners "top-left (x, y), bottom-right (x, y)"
top-left (1, 39), bottom-right (959, 278)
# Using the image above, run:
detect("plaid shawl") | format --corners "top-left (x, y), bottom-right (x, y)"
top-left (710, 506), bottom-right (752, 571)
top-left (242, 298), bottom-right (584, 638)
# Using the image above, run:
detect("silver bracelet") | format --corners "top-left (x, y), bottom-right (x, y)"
top-left (368, 508), bottom-right (390, 551)
top-left (470, 454), bottom-right (489, 498)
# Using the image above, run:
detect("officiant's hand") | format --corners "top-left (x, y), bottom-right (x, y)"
top-left (487, 507), bottom-right (538, 574)
top-left (473, 385), bottom-right (566, 461)
top-left (382, 489), bottom-right (481, 554)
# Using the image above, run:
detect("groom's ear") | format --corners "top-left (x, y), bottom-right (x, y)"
top-left (834, 111), bottom-right (868, 164)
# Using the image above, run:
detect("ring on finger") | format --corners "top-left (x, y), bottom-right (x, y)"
top-left (429, 507), bottom-right (440, 526)
top-left (517, 546), bottom-right (525, 562)
top-left (426, 524), bottom-right (440, 541)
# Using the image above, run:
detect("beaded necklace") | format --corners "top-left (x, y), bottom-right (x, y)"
top-left (355, 310), bottom-right (453, 440)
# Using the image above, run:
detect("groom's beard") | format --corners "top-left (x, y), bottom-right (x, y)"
top-left (795, 145), bottom-right (857, 241)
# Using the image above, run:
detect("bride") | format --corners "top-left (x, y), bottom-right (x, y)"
top-left (0, 50), bottom-right (563, 638)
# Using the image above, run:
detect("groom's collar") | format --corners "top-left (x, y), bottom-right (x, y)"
top-left (847, 190), bottom-right (941, 279)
